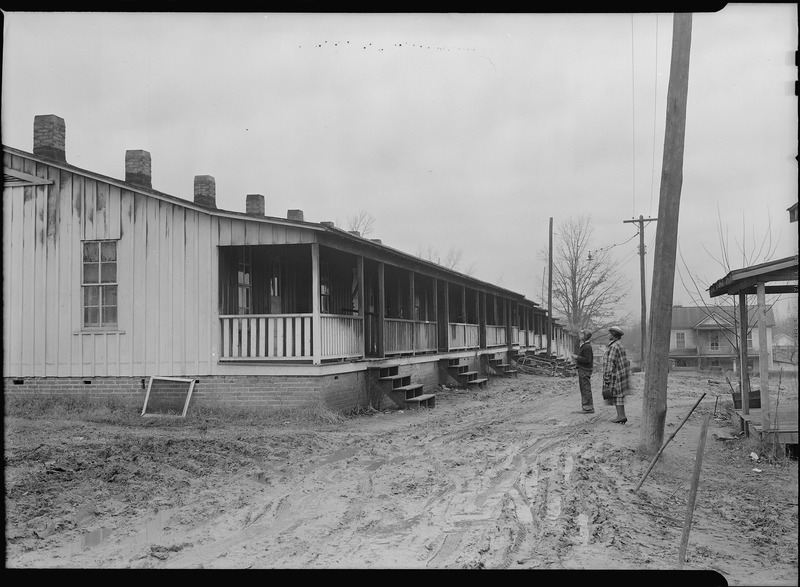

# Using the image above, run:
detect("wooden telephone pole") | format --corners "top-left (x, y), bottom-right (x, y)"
top-left (640, 12), bottom-right (693, 456)
top-left (547, 217), bottom-right (554, 358)
top-left (623, 215), bottom-right (657, 371)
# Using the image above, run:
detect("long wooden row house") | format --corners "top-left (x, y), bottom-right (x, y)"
top-left (3, 114), bottom-right (574, 412)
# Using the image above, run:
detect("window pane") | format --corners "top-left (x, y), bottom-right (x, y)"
top-left (84, 307), bottom-right (99, 327)
top-left (84, 262), bottom-right (99, 283)
top-left (102, 306), bottom-right (117, 326)
top-left (84, 285), bottom-right (99, 306)
top-left (83, 242), bottom-right (99, 262)
top-left (103, 285), bottom-right (118, 306)
top-left (101, 241), bottom-right (116, 262)
top-left (100, 263), bottom-right (117, 283)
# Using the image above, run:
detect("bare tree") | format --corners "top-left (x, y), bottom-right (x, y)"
top-left (344, 210), bottom-right (376, 238)
top-left (539, 215), bottom-right (630, 336)
top-left (416, 244), bottom-right (476, 276)
top-left (676, 205), bottom-right (786, 371)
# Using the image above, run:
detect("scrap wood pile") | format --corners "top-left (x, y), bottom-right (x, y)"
top-left (511, 353), bottom-right (576, 377)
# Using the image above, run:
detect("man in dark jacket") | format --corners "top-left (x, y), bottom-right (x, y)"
top-left (572, 330), bottom-right (594, 413)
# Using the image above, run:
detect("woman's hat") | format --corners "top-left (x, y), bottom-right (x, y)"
top-left (609, 326), bottom-right (624, 336)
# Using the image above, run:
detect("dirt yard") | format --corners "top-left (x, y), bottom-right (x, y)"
top-left (4, 370), bottom-right (798, 581)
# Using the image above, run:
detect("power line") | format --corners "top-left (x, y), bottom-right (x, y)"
top-left (631, 14), bottom-right (637, 217)
top-left (650, 13), bottom-right (660, 215)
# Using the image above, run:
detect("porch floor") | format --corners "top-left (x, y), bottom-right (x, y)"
top-left (731, 405), bottom-right (799, 445)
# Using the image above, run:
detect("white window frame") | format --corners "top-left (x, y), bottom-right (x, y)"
top-left (82, 239), bottom-right (119, 329)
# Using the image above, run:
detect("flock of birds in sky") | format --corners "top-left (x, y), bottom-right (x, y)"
top-left (299, 40), bottom-right (477, 52)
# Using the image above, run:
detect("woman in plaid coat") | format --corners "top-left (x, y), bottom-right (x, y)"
top-left (602, 326), bottom-right (632, 424)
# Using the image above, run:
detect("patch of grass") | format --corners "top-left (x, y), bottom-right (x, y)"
top-left (5, 392), bottom-right (346, 428)
top-left (5, 392), bottom-right (141, 423)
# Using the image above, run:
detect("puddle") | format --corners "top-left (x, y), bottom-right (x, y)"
top-left (563, 455), bottom-right (575, 481)
top-left (546, 491), bottom-right (562, 521)
top-left (320, 448), bottom-right (359, 465)
top-left (119, 508), bottom-right (178, 547)
top-left (64, 526), bottom-right (114, 555)
top-left (63, 508), bottom-right (178, 556)
top-left (576, 513), bottom-right (590, 544)
top-left (364, 456), bottom-right (405, 471)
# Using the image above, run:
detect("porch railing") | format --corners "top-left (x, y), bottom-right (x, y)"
top-left (220, 314), bottom-right (313, 360)
top-left (385, 319), bottom-right (438, 355)
top-left (385, 319), bottom-right (414, 355)
top-left (449, 322), bottom-right (479, 350)
top-left (486, 325), bottom-right (507, 348)
top-left (414, 320), bottom-right (437, 353)
top-left (220, 314), bottom-right (364, 361)
top-left (320, 315), bottom-right (364, 359)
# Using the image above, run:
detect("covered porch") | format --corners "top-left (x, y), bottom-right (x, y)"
top-left (217, 241), bottom-right (542, 364)
top-left (709, 254), bottom-right (798, 450)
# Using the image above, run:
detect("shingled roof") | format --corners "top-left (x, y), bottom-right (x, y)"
top-left (671, 305), bottom-right (776, 330)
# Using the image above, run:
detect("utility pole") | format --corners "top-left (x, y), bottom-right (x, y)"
top-left (548, 217), bottom-right (553, 358)
top-left (639, 12), bottom-right (692, 456)
top-left (623, 215), bottom-right (657, 371)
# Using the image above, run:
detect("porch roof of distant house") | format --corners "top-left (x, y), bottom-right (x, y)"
top-left (671, 305), bottom-right (776, 330)
top-left (708, 255), bottom-right (798, 297)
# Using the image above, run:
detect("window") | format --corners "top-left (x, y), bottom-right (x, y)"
top-left (320, 262), bottom-right (330, 314)
top-left (82, 240), bottom-right (118, 328)
top-left (676, 332), bottom-right (685, 349)
top-left (710, 332), bottom-right (719, 351)
top-left (237, 247), bottom-right (252, 314)
top-left (747, 331), bottom-right (753, 349)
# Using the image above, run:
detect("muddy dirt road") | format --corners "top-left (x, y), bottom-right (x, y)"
top-left (4, 371), bottom-right (798, 582)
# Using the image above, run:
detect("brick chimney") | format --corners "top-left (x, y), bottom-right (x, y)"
top-left (125, 150), bottom-right (152, 188)
top-left (287, 209), bottom-right (304, 222)
top-left (246, 194), bottom-right (265, 217)
top-left (321, 221), bottom-right (335, 228)
top-left (33, 114), bottom-right (66, 162)
top-left (194, 175), bottom-right (217, 209)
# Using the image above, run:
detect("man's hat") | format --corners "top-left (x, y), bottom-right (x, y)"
top-left (609, 326), bottom-right (624, 336)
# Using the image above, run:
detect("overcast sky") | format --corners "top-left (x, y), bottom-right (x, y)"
top-left (2, 7), bottom-right (797, 321)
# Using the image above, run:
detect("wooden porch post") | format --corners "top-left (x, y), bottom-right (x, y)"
top-left (377, 261), bottom-right (385, 358)
top-left (433, 278), bottom-right (439, 349)
top-left (479, 292), bottom-right (486, 349)
top-left (757, 281), bottom-right (771, 431)
top-left (443, 281), bottom-right (450, 352)
top-left (311, 243), bottom-right (322, 365)
top-left (357, 255), bottom-right (365, 356)
top-left (506, 300), bottom-right (513, 353)
top-left (739, 292), bottom-right (750, 416)
top-left (409, 271), bottom-right (415, 351)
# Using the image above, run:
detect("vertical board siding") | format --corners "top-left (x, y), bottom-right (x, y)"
top-left (56, 169), bottom-right (73, 376)
top-left (131, 192), bottom-right (147, 372)
top-left (145, 195), bottom-right (161, 371)
top-left (33, 179), bottom-right (47, 375)
top-left (171, 205), bottom-right (185, 373)
top-left (159, 200), bottom-right (173, 373)
top-left (117, 190), bottom-right (134, 376)
top-left (21, 183), bottom-right (35, 374)
top-left (70, 175), bottom-right (83, 375)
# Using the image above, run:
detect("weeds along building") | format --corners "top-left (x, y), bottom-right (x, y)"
top-left (3, 114), bottom-right (573, 411)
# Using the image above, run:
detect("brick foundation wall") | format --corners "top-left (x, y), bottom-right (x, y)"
top-left (4, 372), bottom-right (370, 412)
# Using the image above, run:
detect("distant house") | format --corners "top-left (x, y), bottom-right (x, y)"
top-left (3, 114), bottom-right (574, 412)
top-left (772, 327), bottom-right (798, 368)
top-left (669, 305), bottom-right (775, 373)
